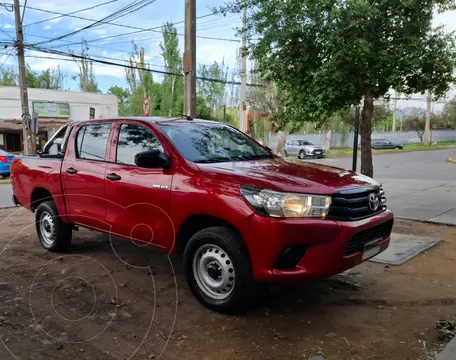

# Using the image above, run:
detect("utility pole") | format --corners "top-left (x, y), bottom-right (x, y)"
top-left (392, 90), bottom-right (397, 132)
top-left (13, 0), bottom-right (33, 154)
top-left (239, 6), bottom-right (247, 133)
top-left (424, 92), bottom-right (432, 145)
top-left (183, 0), bottom-right (196, 118)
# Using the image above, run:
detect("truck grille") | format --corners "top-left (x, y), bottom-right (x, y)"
top-left (327, 186), bottom-right (387, 221)
top-left (344, 219), bottom-right (393, 256)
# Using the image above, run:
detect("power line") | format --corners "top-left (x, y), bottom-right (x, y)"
top-left (0, 27), bottom-right (14, 40)
top-left (25, 45), bottom-right (261, 86)
top-left (32, 0), bottom-right (159, 46)
top-left (22, 7), bottom-right (239, 46)
top-left (22, 31), bottom-right (237, 70)
top-left (0, 50), bottom-right (14, 68)
top-left (24, 0), bottom-right (120, 28)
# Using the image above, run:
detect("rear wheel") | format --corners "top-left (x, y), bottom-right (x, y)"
top-left (298, 150), bottom-right (306, 159)
top-left (183, 226), bottom-right (263, 314)
top-left (35, 201), bottom-right (72, 252)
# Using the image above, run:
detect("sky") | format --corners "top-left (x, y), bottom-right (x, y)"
top-left (0, 1), bottom-right (455, 112)
top-left (0, 0), bottom-right (243, 91)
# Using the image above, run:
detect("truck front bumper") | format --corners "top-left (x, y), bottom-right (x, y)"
top-left (239, 210), bottom-right (394, 282)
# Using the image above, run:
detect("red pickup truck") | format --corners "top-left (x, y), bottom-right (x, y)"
top-left (11, 117), bottom-right (393, 313)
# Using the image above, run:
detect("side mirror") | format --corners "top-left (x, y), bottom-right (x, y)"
top-left (134, 149), bottom-right (170, 169)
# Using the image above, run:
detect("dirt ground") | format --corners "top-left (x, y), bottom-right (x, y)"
top-left (0, 207), bottom-right (455, 360)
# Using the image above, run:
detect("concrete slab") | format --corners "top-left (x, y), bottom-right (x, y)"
top-left (370, 233), bottom-right (440, 266)
top-left (429, 208), bottom-right (456, 226)
top-left (436, 336), bottom-right (456, 360)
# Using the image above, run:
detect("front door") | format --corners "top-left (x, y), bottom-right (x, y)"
top-left (105, 122), bottom-right (174, 250)
top-left (61, 122), bottom-right (113, 231)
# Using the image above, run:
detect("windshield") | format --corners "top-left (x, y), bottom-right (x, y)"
top-left (158, 122), bottom-right (273, 163)
top-left (300, 140), bottom-right (315, 145)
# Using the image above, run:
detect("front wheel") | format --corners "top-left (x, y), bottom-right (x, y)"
top-left (298, 150), bottom-right (306, 159)
top-left (183, 226), bottom-right (262, 314)
top-left (35, 201), bottom-right (72, 252)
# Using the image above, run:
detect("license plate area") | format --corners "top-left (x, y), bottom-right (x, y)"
top-left (361, 238), bottom-right (382, 260)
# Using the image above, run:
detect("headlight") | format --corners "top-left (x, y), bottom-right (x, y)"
top-left (240, 186), bottom-right (332, 218)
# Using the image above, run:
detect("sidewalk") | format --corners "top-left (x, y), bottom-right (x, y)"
top-left (437, 337), bottom-right (456, 360)
top-left (379, 179), bottom-right (456, 225)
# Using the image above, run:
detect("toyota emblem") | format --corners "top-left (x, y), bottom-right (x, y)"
top-left (368, 193), bottom-right (380, 211)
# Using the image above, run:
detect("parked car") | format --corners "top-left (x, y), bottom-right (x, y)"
top-left (371, 139), bottom-right (403, 150)
top-left (285, 139), bottom-right (326, 159)
top-left (11, 117), bottom-right (393, 314)
top-left (0, 149), bottom-right (15, 178)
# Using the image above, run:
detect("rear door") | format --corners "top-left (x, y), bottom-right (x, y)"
top-left (104, 121), bottom-right (174, 250)
top-left (61, 122), bottom-right (113, 231)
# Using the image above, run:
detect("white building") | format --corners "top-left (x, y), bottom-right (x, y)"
top-left (0, 87), bottom-right (118, 153)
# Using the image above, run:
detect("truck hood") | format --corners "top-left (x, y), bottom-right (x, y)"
top-left (196, 157), bottom-right (379, 194)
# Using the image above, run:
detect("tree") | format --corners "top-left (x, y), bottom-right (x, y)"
top-left (160, 22), bottom-right (183, 117)
top-left (440, 97), bottom-right (456, 129)
top-left (0, 67), bottom-right (17, 86)
top-left (124, 42), bottom-right (155, 115)
top-left (404, 117), bottom-right (426, 143)
top-left (108, 86), bottom-right (131, 116)
top-left (246, 69), bottom-right (283, 152)
top-left (218, 0), bottom-right (456, 177)
top-left (72, 41), bottom-right (99, 93)
top-left (26, 65), bottom-right (66, 90)
top-left (197, 60), bottom-right (229, 116)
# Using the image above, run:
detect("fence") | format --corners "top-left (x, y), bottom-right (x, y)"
top-left (269, 130), bottom-right (456, 150)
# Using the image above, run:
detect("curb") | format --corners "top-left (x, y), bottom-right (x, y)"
top-left (448, 157), bottom-right (456, 164)
top-left (325, 146), bottom-right (456, 159)
top-left (396, 217), bottom-right (456, 227)
top-left (436, 336), bottom-right (456, 360)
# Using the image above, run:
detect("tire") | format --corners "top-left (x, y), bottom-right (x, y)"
top-left (284, 150), bottom-right (288, 157)
top-left (298, 150), bottom-right (306, 159)
top-left (35, 201), bottom-right (72, 252)
top-left (183, 226), bottom-right (262, 314)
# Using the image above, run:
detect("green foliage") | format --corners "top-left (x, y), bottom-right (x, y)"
top-left (438, 97), bottom-right (456, 129)
top-left (108, 86), bottom-right (131, 116)
top-left (72, 41), bottom-right (99, 93)
top-left (196, 95), bottom-right (212, 119)
top-left (217, 0), bottom-right (456, 176)
top-left (160, 22), bottom-right (183, 117)
top-left (1, 65), bottom-right (65, 89)
top-left (0, 67), bottom-right (17, 86)
top-left (197, 60), bottom-right (229, 115)
top-left (403, 117), bottom-right (426, 142)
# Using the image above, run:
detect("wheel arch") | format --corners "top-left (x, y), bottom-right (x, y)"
top-left (174, 213), bottom-right (244, 256)
top-left (30, 187), bottom-right (54, 212)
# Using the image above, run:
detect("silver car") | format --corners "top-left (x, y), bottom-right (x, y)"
top-left (285, 139), bottom-right (326, 159)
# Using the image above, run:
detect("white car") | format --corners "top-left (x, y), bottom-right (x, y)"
top-left (285, 139), bottom-right (326, 159)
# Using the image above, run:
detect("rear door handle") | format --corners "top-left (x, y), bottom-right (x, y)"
top-left (106, 173), bottom-right (121, 181)
top-left (66, 168), bottom-right (78, 174)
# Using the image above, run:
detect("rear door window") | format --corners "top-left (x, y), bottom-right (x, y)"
top-left (76, 123), bottom-right (112, 161)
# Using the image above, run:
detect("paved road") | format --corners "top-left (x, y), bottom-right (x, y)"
top-left (310, 148), bottom-right (456, 225)
top-left (0, 183), bottom-right (13, 208)
top-left (0, 149), bottom-right (455, 224)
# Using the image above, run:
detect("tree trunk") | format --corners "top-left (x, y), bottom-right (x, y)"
top-left (360, 92), bottom-right (374, 178)
top-left (276, 130), bottom-right (286, 157)
top-left (325, 128), bottom-right (332, 151)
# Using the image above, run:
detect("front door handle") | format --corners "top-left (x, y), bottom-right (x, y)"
top-left (106, 173), bottom-right (121, 181)
top-left (66, 168), bottom-right (78, 174)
